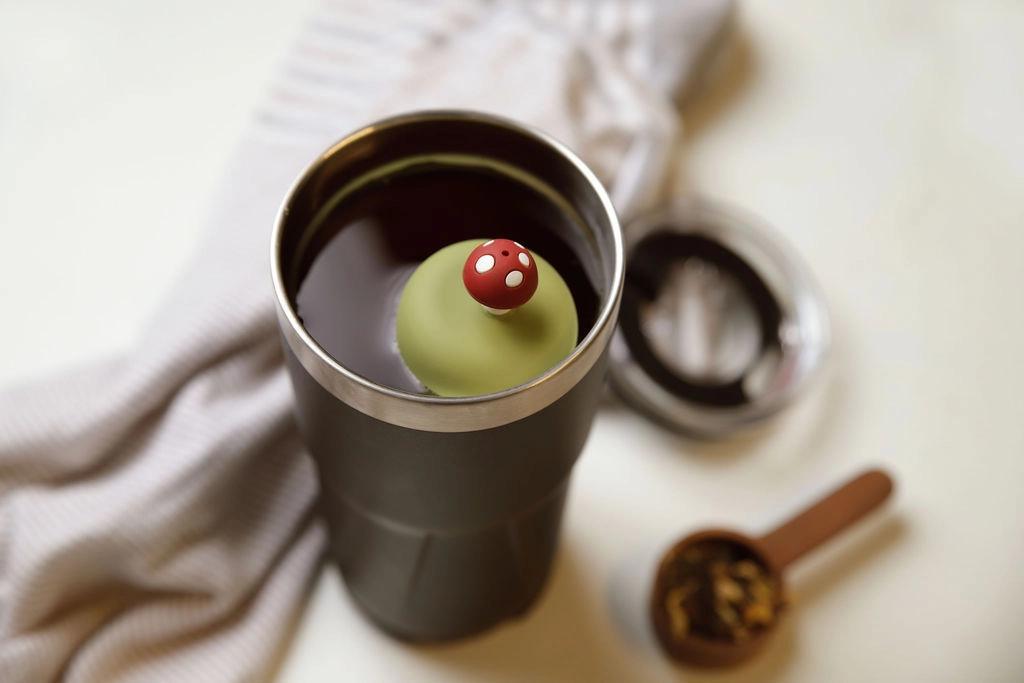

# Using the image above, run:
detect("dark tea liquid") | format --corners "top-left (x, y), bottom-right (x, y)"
top-left (294, 163), bottom-right (600, 394)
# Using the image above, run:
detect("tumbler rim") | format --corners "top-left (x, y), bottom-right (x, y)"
top-left (271, 110), bottom-right (623, 432)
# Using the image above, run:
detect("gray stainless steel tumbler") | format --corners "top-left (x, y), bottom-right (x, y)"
top-left (272, 111), bottom-right (623, 641)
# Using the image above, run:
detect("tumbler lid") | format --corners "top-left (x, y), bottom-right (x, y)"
top-left (609, 197), bottom-right (829, 438)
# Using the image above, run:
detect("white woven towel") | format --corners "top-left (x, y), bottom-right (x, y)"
top-left (0, 1), bottom-right (732, 680)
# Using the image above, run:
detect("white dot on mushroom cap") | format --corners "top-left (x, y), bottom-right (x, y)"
top-left (518, 252), bottom-right (530, 267)
top-left (475, 254), bottom-right (495, 273)
top-left (505, 270), bottom-right (524, 288)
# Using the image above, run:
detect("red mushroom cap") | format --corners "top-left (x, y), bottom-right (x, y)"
top-left (462, 238), bottom-right (539, 313)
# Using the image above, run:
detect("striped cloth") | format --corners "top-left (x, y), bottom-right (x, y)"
top-left (0, 1), bottom-right (732, 681)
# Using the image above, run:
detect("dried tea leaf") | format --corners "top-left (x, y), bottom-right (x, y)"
top-left (743, 602), bottom-right (775, 627)
top-left (715, 600), bottom-right (741, 627)
top-left (665, 587), bottom-right (691, 638)
top-left (749, 578), bottom-right (774, 602)
top-left (714, 577), bottom-right (745, 603)
top-left (734, 560), bottom-right (761, 580)
top-left (657, 540), bottom-right (782, 646)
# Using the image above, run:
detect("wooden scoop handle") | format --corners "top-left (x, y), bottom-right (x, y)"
top-left (758, 469), bottom-right (894, 570)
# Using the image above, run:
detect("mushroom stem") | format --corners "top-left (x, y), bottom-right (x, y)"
top-left (483, 306), bottom-right (511, 316)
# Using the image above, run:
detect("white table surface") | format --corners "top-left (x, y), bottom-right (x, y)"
top-left (3, 1), bottom-right (1022, 681)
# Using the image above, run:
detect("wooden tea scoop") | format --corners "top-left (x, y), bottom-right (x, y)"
top-left (650, 469), bottom-right (894, 667)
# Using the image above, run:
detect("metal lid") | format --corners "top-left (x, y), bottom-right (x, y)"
top-left (609, 197), bottom-right (829, 438)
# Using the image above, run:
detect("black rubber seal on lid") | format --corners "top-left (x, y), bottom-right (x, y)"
top-left (619, 230), bottom-right (783, 407)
